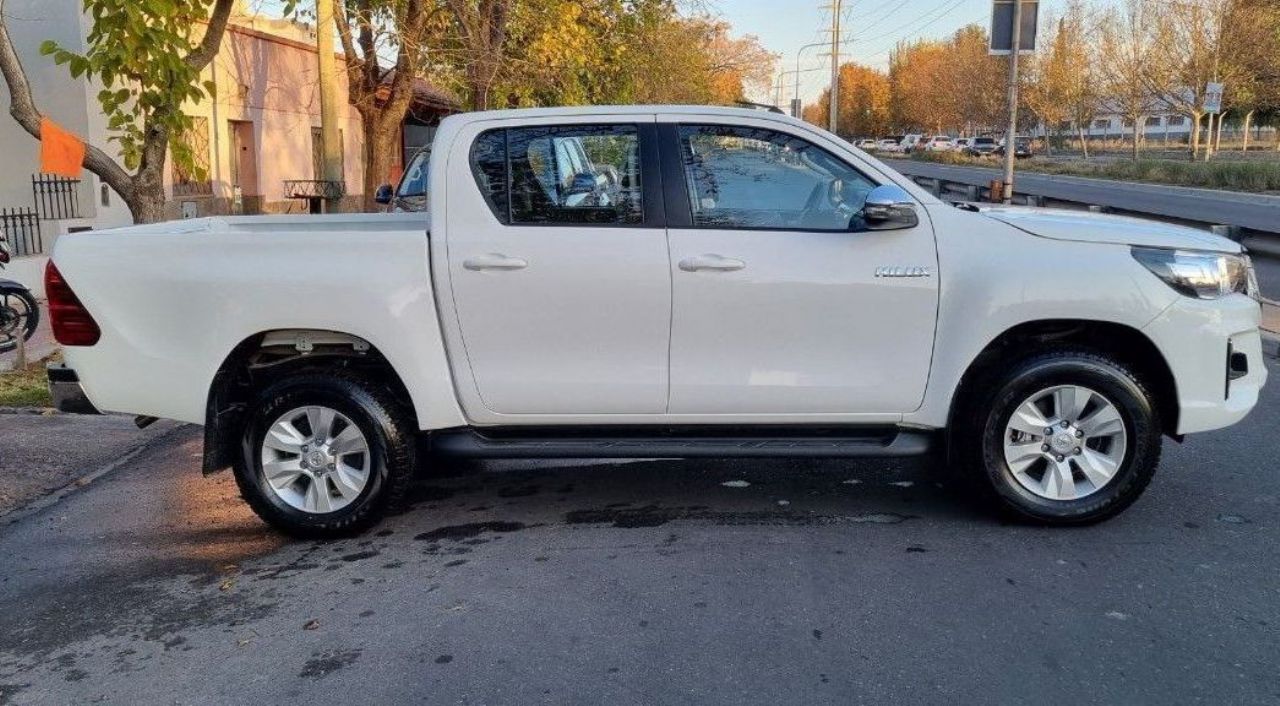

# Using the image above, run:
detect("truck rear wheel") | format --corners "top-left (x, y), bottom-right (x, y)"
top-left (960, 349), bottom-right (1163, 525)
top-left (233, 371), bottom-right (416, 537)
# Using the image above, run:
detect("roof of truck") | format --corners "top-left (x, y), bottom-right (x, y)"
top-left (439, 104), bottom-right (808, 126)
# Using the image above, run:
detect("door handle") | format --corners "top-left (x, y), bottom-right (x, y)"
top-left (463, 253), bottom-right (528, 271)
top-left (678, 254), bottom-right (746, 272)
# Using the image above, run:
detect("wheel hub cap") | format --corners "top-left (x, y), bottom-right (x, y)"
top-left (260, 406), bottom-right (371, 514)
top-left (1002, 385), bottom-right (1128, 501)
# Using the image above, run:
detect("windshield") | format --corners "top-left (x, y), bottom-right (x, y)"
top-left (397, 147), bottom-right (431, 198)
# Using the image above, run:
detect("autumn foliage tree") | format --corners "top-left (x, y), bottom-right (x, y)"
top-left (808, 62), bottom-right (891, 138)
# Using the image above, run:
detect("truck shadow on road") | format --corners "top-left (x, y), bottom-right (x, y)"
top-left (396, 454), bottom-right (991, 534)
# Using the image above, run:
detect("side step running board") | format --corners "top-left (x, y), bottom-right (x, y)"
top-left (430, 428), bottom-right (935, 460)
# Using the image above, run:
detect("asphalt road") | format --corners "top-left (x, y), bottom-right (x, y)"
top-left (883, 158), bottom-right (1280, 234)
top-left (1, 356), bottom-right (1278, 705)
top-left (1253, 253), bottom-right (1280, 301)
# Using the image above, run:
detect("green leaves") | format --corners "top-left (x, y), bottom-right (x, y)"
top-left (42, 0), bottom-right (224, 177)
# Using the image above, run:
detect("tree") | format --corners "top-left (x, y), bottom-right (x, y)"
top-left (1148, 0), bottom-right (1232, 159)
top-left (807, 62), bottom-right (890, 138)
top-left (0, 0), bottom-right (235, 223)
top-left (1056, 0), bottom-right (1100, 158)
top-left (1220, 0), bottom-right (1280, 151)
top-left (1098, 0), bottom-right (1159, 160)
top-left (1024, 13), bottom-right (1080, 155)
top-left (329, 0), bottom-right (447, 209)
top-left (445, 0), bottom-right (514, 110)
top-left (942, 25), bottom-right (1003, 135)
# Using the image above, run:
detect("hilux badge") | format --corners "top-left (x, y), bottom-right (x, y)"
top-left (875, 266), bottom-right (932, 278)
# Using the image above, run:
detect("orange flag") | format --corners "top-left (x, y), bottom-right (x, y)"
top-left (40, 116), bottom-right (85, 178)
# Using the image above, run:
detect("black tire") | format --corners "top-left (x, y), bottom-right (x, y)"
top-left (233, 371), bottom-right (416, 538)
top-left (956, 348), bottom-right (1163, 525)
top-left (0, 289), bottom-right (38, 353)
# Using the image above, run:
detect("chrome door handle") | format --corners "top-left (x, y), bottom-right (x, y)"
top-left (678, 254), bottom-right (746, 272)
top-left (463, 253), bottom-right (528, 271)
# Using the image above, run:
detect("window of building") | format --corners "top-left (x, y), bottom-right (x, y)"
top-left (170, 116), bottom-right (211, 196)
top-left (1145, 116), bottom-right (1162, 127)
top-left (1122, 117), bottom-right (1136, 128)
top-left (1093, 119), bottom-right (1111, 129)
top-left (1166, 115), bottom-right (1186, 126)
top-left (471, 125), bottom-right (644, 225)
top-left (677, 125), bottom-right (876, 231)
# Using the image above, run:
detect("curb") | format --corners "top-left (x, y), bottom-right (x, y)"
top-left (0, 422), bottom-right (187, 528)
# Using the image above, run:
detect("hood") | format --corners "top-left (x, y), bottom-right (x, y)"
top-left (978, 206), bottom-right (1241, 253)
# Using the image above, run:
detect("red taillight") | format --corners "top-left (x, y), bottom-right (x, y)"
top-left (45, 261), bottom-right (100, 346)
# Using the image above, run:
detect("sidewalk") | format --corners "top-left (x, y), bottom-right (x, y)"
top-left (0, 413), bottom-right (177, 519)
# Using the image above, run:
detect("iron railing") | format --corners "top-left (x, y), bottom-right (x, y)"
top-left (31, 173), bottom-right (81, 220)
top-left (0, 207), bottom-right (42, 257)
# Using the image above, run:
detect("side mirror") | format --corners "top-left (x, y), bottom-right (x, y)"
top-left (860, 184), bottom-right (919, 231)
top-left (374, 184), bottom-right (394, 205)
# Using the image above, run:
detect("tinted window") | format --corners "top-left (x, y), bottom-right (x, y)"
top-left (470, 130), bottom-right (507, 221)
top-left (507, 125), bottom-right (642, 225)
top-left (678, 125), bottom-right (876, 231)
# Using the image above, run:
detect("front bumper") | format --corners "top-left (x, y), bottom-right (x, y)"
top-left (47, 363), bottom-right (100, 414)
top-left (1143, 295), bottom-right (1268, 434)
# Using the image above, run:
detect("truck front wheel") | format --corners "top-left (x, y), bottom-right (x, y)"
top-left (961, 349), bottom-right (1163, 525)
top-left (233, 371), bottom-right (416, 537)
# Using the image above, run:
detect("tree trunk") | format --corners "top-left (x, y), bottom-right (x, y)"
top-left (1242, 111), bottom-right (1253, 152)
top-left (1215, 110), bottom-right (1227, 152)
top-left (1131, 115), bottom-right (1140, 161)
top-left (1078, 124), bottom-right (1089, 159)
top-left (361, 111), bottom-right (401, 212)
top-left (1189, 113), bottom-right (1201, 160)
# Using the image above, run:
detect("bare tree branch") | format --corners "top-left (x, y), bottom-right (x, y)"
top-left (185, 0), bottom-right (236, 70)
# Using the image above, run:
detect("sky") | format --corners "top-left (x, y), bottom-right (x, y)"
top-left (710, 0), bottom-right (1080, 105)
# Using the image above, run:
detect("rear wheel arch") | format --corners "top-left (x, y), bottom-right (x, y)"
top-left (203, 329), bottom-right (418, 474)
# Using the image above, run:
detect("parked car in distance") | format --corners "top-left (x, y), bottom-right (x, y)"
top-left (47, 105), bottom-right (1267, 537)
top-left (923, 136), bottom-right (956, 152)
top-left (953, 137), bottom-right (973, 151)
top-left (854, 138), bottom-right (878, 150)
top-left (900, 133), bottom-right (926, 153)
top-left (877, 135), bottom-right (905, 152)
top-left (997, 137), bottom-right (1034, 158)
top-left (966, 136), bottom-right (999, 156)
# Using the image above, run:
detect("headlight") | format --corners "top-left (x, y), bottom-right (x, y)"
top-left (1131, 247), bottom-right (1256, 300)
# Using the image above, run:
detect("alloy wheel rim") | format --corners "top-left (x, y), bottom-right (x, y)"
top-left (260, 406), bottom-right (371, 514)
top-left (1002, 385), bottom-right (1128, 501)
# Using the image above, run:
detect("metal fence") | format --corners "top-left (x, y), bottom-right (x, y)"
top-left (31, 173), bottom-right (81, 220)
top-left (0, 207), bottom-right (41, 257)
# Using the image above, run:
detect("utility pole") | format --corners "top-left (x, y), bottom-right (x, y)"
top-left (316, 0), bottom-right (344, 212)
top-left (829, 0), bottom-right (843, 133)
top-left (1001, 0), bottom-right (1024, 204)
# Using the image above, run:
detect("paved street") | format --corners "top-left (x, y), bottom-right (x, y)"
top-left (0, 355), bottom-right (1277, 705)
top-left (884, 158), bottom-right (1280, 234)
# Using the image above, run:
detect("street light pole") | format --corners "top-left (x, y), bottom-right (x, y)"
top-left (1001, 0), bottom-right (1023, 204)
top-left (316, 0), bottom-right (343, 211)
top-left (829, 0), bottom-right (843, 133)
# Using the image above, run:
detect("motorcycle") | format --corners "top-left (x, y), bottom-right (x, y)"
top-left (0, 238), bottom-right (39, 354)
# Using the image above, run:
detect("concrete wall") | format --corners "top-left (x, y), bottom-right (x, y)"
top-left (0, 0), bottom-right (103, 222)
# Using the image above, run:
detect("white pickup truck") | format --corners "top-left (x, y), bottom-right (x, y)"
top-left (45, 106), bottom-right (1266, 536)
